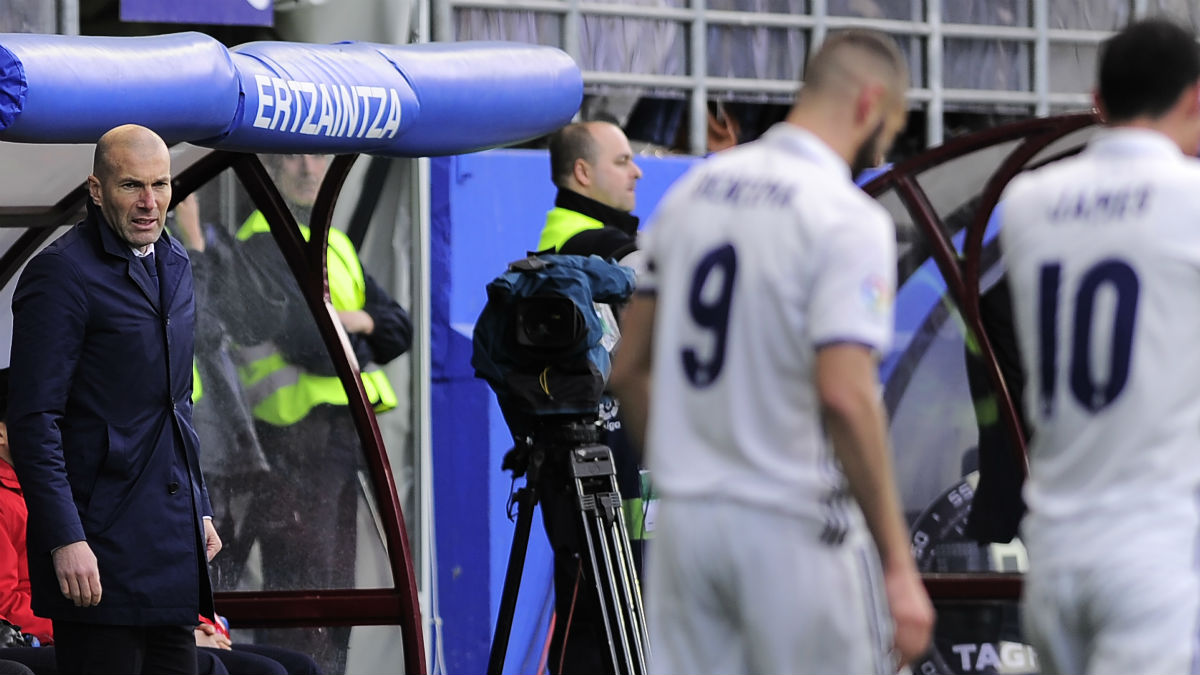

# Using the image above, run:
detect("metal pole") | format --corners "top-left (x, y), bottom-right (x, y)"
top-left (57, 0), bottom-right (79, 35)
top-left (925, 0), bottom-right (943, 147)
top-left (433, 0), bottom-right (454, 42)
top-left (689, 0), bottom-right (708, 156)
top-left (1033, 0), bottom-right (1050, 118)
top-left (565, 0), bottom-right (581, 69)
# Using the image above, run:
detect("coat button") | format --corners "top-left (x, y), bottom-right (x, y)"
top-left (167, 482), bottom-right (180, 495)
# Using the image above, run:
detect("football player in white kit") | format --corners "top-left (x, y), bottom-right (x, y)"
top-left (998, 18), bottom-right (1200, 675)
top-left (610, 30), bottom-right (934, 674)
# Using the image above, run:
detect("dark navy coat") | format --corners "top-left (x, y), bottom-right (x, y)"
top-left (8, 205), bottom-right (214, 625)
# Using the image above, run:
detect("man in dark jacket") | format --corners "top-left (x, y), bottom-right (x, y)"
top-left (8, 124), bottom-right (219, 674)
top-left (537, 121), bottom-right (643, 261)
top-left (533, 121), bottom-right (647, 674)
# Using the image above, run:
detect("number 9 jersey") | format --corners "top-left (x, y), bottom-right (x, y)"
top-left (637, 123), bottom-right (896, 525)
top-left (1000, 128), bottom-right (1200, 546)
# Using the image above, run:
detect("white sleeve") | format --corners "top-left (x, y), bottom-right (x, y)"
top-left (807, 209), bottom-right (896, 353)
top-left (634, 205), bottom-right (667, 295)
top-left (617, 248), bottom-right (649, 286)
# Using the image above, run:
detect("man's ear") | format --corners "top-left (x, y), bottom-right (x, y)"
top-left (1180, 80), bottom-right (1200, 118)
top-left (86, 175), bottom-right (102, 206)
top-left (572, 157), bottom-right (592, 188)
top-left (854, 82), bottom-right (886, 129)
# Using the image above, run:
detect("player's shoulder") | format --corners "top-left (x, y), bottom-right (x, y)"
top-left (1168, 153), bottom-right (1200, 185)
top-left (1002, 155), bottom-right (1081, 203)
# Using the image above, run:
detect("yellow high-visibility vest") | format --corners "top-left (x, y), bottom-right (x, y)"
top-left (535, 207), bottom-right (603, 253)
top-left (234, 211), bottom-right (397, 426)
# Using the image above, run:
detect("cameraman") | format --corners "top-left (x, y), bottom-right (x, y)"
top-left (534, 121), bottom-right (644, 675)
top-left (538, 121), bottom-right (642, 262)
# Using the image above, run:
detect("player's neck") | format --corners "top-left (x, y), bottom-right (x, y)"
top-left (1107, 118), bottom-right (1193, 156)
top-left (784, 107), bottom-right (857, 170)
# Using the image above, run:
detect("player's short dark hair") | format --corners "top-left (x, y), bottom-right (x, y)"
top-left (803, 29), bottom-right (907, 95)
top-left (548, 123), bottom-right (596, 188)
top-left (1098, 18), bottom-right (1200, 122)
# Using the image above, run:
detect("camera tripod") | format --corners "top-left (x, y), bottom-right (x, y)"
top-left (488, 420), bottom-right (649, 675)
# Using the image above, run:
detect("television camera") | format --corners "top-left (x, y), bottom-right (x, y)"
top-left (472, 253), bottom-right (648, 675)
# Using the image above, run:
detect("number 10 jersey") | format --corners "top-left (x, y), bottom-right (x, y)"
top-left (1000, 127), bottom-right (1200, 540)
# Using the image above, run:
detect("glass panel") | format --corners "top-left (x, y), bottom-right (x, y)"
top-left (875, 188), bottom-right (927, 285)
top-left (904, 35), bottom-right (926, 90)
top-left (453, 8), bottom-right (564, 47)
top-left (0, 143), bottom-right (94, 210)
top-left (1048, 43), bottom-right (1098, 95)
top-left (884, 269), bottom-right (980, 525)
top-left (942, 0), bottom-right (1031, 26)
top-left (1050, 0), bottom-right (1130, 30)
top-left (0, 0), bottom-right (55, 32)
top-left (579, 9), bottom-right (686, 76)
top-left (232, 624), bottom-right (406, 675)
top-left (827, 0), bottom-right (917, 21)
top-left (1023, 124), bottom-right (1098, 169)
top-left (174, 160), bottom-right (397, 606)
top-left (335, 156), bottom-right (423, 575)
top-left (0, 142), bottom-right (210, 214)
top-left (943, 38), bottom-right (1031, 92)
top-left (915, 139), bottom-right (1021, 248)
top-left (1146, 0), bottom-right (1200, 29)
top-left (913, 601), bottom-right (1038, 674)
top-left (706, 25), bottom-right (806, 82)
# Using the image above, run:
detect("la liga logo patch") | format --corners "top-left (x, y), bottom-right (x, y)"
top-left (860, 274), bottom-right (892, 316)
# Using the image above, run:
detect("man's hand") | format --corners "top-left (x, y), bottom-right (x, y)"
top-left (203, 518), bottom-right (222, 562)
top-left (337, 309), bottom-right (375, 335)
top-left (194, 623), bottom-right (232, 650)
top-left (52, 541), bottom-right (101, 607)
top-left (885, 565), bottom-right (935, 669)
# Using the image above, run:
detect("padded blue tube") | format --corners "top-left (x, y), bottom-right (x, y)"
top-left (0, 33), bottom-right (582, 156)
top-left (214, 40), bottom-right (581, 156)
top-left (0, 32), bottom-right (239, 144)
top-left (367, 41), bottom-right (582, 156)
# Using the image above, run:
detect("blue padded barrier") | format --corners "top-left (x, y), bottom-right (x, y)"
top-left (0, 32), bottom-right (239, 144)
top-left (216, 40), bottom-right (582, 157)
top-left (0, 33), bottom-right (582, 157)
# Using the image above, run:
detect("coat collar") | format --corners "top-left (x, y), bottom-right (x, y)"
top-left (88, 201), bottom-right (186, 311)
top-left (554, 188), bottom-right (640, 237)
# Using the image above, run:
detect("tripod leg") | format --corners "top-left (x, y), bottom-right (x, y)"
top-left (489, 485), bottom-right (538, 675)
top-left (610, 494), bottom-right (650, 672)
top-left (583, 494), bottom-right (639, 675)
top-left (570, 444), bottom-right (652, 675)
top-left (576, 505), bottom-right (624, 674)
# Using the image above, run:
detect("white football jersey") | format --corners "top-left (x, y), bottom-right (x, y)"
top-left (1000, 128), bottom-right (1200, 533)
top-left (639, 123), bottom-right (896, 526)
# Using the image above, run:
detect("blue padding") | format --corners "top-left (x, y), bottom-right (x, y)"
top-left (214, 40), bottom-right (581, 157)
top-left (0, 32), bottom-right (238, 143)
top-left (0, 44), bottom-right (25, 131)
top-left (367, 41), bottom-right (582, 156)
top-left (213, 41), bottom-right (420, 154)
top-left (0, 34), bottom-right (580, 156)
